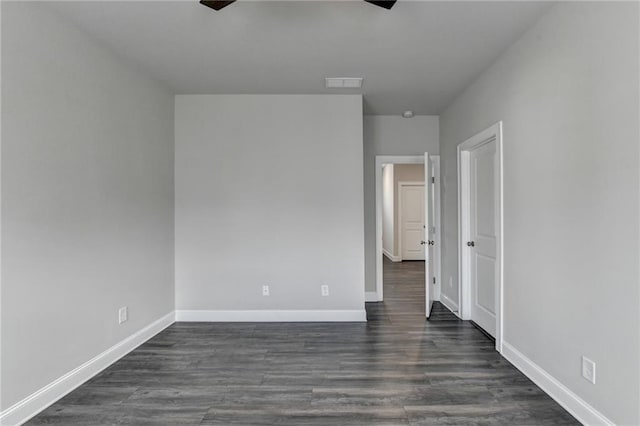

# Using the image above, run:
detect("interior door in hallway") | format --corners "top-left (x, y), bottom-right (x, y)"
top-left (400, 184), bottom-right (425, 261)
top-left (469, 140), bottom-right (498, 337)
top-left (424, 153), bottom-right (434, 317)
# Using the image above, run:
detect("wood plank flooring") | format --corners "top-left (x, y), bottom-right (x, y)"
top-left (28, 258), bottom-right (578, 425)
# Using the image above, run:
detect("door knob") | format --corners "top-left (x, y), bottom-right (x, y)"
top-left (467, 241), bottom-right (475, 247)
top-left (420, 241), bottom-right (427, 245)
top-left (429, 240), bottom-right (435, 245)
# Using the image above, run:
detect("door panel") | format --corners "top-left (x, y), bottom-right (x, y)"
top-left (424, 153), bottom-right (434, 318)
top-left (469, 139), bottom-right (497, 336)
top-left (401, 185), bottom-right (425, 260)
top-left (475, 254), bottom-right (496, 314)
top-left (475, 151), bottom-right (496, 236)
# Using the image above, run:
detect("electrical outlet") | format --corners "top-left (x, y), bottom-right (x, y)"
top-left (118, 306), bottom-right (128, 324)
top-left (262, 285), bottom-right (270, 296)
top-left (582, 356), bottom-right (596, 384)
top-left (321, 285), bottom-right (329, 297)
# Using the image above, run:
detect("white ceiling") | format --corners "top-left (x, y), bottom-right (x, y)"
top-left (47, 1), bottom-right (552, 115)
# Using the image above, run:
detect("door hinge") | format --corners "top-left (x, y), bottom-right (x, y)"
top-left (431, 177), bottom-right (435, 183)
top-left (433, 277), bottom-right (436, 284)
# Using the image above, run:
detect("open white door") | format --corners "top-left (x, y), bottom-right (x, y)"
top-left (424, 153), bottom-right (434, 318)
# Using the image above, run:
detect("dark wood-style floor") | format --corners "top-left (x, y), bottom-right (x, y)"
top-left (28, 258), bottom-right (578, 425)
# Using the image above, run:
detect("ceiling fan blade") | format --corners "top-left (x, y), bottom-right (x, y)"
top-left (200, 0), bottom-right (236, 11)
top-left (364, 0), bottom-right (397, 9)
top-left (201, 0), bottom-right (395, 11)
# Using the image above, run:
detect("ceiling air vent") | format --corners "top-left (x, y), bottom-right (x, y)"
top-left (325, 78), bottom-right (363, 89)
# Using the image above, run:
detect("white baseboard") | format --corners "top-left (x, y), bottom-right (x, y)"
top-left (502, 342), bottom-right (613, 426)
top-left (440, 293), bottom-right (460, 317)
top-left (365, 291), bottom-right (381, 302)
top-left (0, 311), bottom-right (175, 426)
top-left (382, 249), bottom-right (402, 262)
top-left (175, 309), bottom-right (366, 322)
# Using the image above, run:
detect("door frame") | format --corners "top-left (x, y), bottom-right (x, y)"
top-left (373, 155), bottom-right (441, 302)
top-left (397, 181), bottom-right (426, 261)
top-left (457, 122), bottom-right (504, 353)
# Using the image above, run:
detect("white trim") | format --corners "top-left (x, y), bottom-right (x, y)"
top-left (0, 312), bottom-right (176, 426)
top-left (398, 180), bottom-right (426, 261)
top-left (365, 291), bottom-right (381, 302)
top-left (502, 342), bottom-right (613, 426)
top-left (381, 163), bottom-right (395, 263)
top-left (375, 155), bottom-right (425, 301)
top-left (440, 293), bottom-right (460, 317)
top-left (175, 310), bottom-right (367, 322)
top-left (382, 248), bottom-right (401, 262)
top-left (457, 121), bottom-right (504, 353)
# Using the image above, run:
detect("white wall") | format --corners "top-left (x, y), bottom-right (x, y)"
top-left (381, 164), bottom-right (394, 258)
top-left (175, 95), bottom-right (365, 316)
top-left (1, 2), bottom-right (175, 413)
top-left (363, 116), bottom-right (439, 291)
top-left (439, 2), bottom-right (639, 424)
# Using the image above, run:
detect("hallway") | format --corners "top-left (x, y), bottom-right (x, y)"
top-left (28, 260), bottom-right (577, 425)
top-left (380, 257), bottom-right (428, 323)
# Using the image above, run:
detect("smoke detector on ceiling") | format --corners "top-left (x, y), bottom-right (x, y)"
top-left (325, 78), bottom-right (363, 89)
top-left (402, 110), bottom-right (414, 118)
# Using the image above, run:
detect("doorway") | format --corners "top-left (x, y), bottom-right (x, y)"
top-left (458, 122), bottom-right (503, 351)
top-left (398, 182), bottom-right (425, 261)
top-left (374, 155), bottom-right (441, 318)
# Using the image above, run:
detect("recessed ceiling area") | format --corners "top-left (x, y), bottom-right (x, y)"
top-left (46, 1), bottom-right (553, 115)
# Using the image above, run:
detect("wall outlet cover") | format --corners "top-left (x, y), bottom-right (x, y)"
top-left (118, 306), bottom-right (128, 324)
top-left (581, 356), bottom-right (596, 384)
